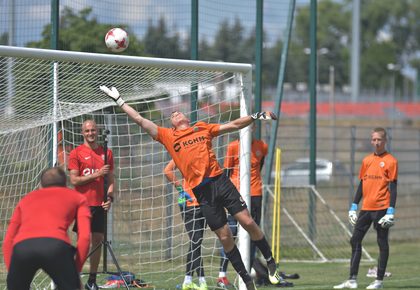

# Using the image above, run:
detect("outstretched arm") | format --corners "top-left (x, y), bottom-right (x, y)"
top-left (164, 159), bottom-right (181, 187)
top-left (218, 112), bottom-right (277, 135)
top-left (163, 159), bottom-right (193, 206)
top-left (99, 86), bottom-right (158, 138)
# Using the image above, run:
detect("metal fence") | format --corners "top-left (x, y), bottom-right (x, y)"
top-left (263, 120), bottom-right (420, 243)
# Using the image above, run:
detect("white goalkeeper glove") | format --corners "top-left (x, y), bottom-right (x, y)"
top-left (250, 111), bottom-right (277, 120)
top-left (378, 207), bottom-right (395, 228)
top-left (348, 203), bottom-right (358, 226)
top-left (99, 85), bottom-right (125, 107)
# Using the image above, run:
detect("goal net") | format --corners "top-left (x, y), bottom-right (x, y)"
top-left (0, 46), bottom-right (253, 289)
top-left (263, 185), bottom-right (374, 263)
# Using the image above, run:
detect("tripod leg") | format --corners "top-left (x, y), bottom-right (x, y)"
top-left (86, 240), bottom-right (103, 260)
top-left (105, 241), bottom-right (130, 290)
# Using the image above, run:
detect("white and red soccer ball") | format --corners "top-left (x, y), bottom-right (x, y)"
top-left (105, 28), bottom-right (129, 53)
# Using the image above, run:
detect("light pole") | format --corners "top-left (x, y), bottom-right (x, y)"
top-left (329, 65), bottom-right (336, 161)
top-left (387, 63), bottom-right (401, 128)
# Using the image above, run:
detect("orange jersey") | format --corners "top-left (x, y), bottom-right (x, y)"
top-left (224, 139), bottom-right (268, 196)
top-left (156, 122), bottom-right (223, 189)
top-left (359, 152), bottom-right (398, 211)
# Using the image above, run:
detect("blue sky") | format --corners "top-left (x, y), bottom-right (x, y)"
top-left (1, 0), bottom-right (309, 47)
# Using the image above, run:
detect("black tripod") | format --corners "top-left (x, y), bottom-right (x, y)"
top-left (85, 129), bottom-right (130, 290)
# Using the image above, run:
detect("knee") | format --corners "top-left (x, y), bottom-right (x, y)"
top-left (216, 228), bottom-right (234, 250)
top-left (239, 217), bottom-right (257, 232)
top-left (218, 232), bottom-right (232, 245)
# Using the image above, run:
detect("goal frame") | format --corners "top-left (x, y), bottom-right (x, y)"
top-left (0, 45), bottom-right (254, 288)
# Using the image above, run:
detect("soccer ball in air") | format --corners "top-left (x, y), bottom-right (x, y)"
top-left (105, 28), bottom-right (129, 53)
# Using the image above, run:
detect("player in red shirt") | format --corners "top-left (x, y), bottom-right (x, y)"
top-left (334, 128), bottom-right (398, 290)
top-left (100, 85), bottom-right (284, 290)
top-left (3, 167), bottom-right (91, 290)
top-left (68, 119), bottom-right (115, 290)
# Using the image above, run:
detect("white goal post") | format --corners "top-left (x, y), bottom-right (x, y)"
top-left (0, 45), bottom-right (253, 289)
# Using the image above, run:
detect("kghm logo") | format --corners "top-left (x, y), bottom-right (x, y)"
top-left (174, 143), bottom-right (181, 152)
top-left (173, 136), bottom-right (207, 152)
top-left (182, 136), bottom-right (206, 146)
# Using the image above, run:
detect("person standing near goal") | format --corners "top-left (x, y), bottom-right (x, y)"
top-left (334, 127), bottom-right (398, 290)
top-left (68, 119), bottom-right (115, 290)
top-left (224, 129), bottom-right (268, 264)
top-left (3, 167), bottom-right (91, 290)
top-left (100, 85), bottom-right (284, 290)
top-left (164, 159), bottom-right (208, 290)
top-left (219, 131), bottom-right (266, 287)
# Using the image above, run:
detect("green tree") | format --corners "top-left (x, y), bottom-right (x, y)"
top-left (27, 7), bottom-right (144, 56)
top-left (143, 17), bottom-right (187, 59)
top-left (357, 0), bottom-right (420, 93)
top-left (291, 0), bottom-right (350, 87)
top-left (0, 32), bottom-right (8, 45)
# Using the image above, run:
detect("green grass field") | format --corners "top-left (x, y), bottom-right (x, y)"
top-left (262, 241), bottom-right (420, 290)
top-left (76, 240), bottom-right (419, 290)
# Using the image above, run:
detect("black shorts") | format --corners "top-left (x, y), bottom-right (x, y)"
top-left (193, 174), bottom-right (247, 231)
top-left (7, 238), bottom-right (79, 290)
top-left (73, 206), bottom-right (105, 234)
top-left (250, 196), bottom-right (262, 226)
top-left (355, 209), bottom-right (388, 233)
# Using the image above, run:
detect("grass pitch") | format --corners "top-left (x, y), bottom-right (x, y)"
top-left (262, 241), bottom-right (420, 290)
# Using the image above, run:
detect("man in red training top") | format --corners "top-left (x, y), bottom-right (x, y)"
top-left (68, 119), bottom-right (115, 290)
top-left (3, 167), bottom-right (91, 290)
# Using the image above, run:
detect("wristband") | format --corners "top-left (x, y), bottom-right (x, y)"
top-left (115, 97), bottom-right (125, 107)
top-left (175, 185), bottom-right (184, 193)
top-left (386, 207), bottom-right (394, 214)
top-left (350, 203), bottom-right (358, 211)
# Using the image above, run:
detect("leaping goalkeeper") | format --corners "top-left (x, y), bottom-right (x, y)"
top-left (334, 127), bottom-right (398, 290)
top-left (100, 85), bottom-right (286, 290)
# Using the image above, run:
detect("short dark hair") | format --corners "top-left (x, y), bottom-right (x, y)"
top-left (40, 167), bottom-right (67, 188)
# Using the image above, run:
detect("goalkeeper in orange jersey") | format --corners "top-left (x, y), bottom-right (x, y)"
top-left (100, 85), bottom-right (283, 290)
top-left (164, 159), bottom-right (208, 290)
top-left (334, 127), bottom-right (398, 290)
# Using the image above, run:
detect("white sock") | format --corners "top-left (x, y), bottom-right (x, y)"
top-left (219, 272), bottom-right (226, 278)
top-left (183, 276), bottom-right (192, 284)
top-left (199, 277), bottom-right (206, 284)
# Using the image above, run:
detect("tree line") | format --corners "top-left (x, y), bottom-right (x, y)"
top-left (2, 0), bottom-right (420, 99)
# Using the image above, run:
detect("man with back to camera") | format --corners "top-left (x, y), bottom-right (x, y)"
top-left (100, 85), bottom-right (287, 290)
top-left (334, 127), bottom-right (398, 290)
top-left (3, 167), bottom-right (91, 290)
top-left (68, 119), bottom-right (115, 290)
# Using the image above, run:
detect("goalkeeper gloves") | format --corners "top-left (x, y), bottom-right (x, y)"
top-left (348, 203), bottom-right (358, 226)
top-left (250, 111), bottom-right (277, 120)
top-left (176, 186), bottom-right (193, 207)
top-left (99, 85), bottom-right (125, 107)
top-left (378, 207), bottom-right (395, 228)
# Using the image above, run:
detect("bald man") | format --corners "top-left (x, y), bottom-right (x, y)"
top-left (3, 167), bottom-right (91, 290)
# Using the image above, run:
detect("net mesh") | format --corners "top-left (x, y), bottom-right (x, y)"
top-left (0, 47), bottom-right (247, 289)
top-left (264, 185), bottom-right (374, 262)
